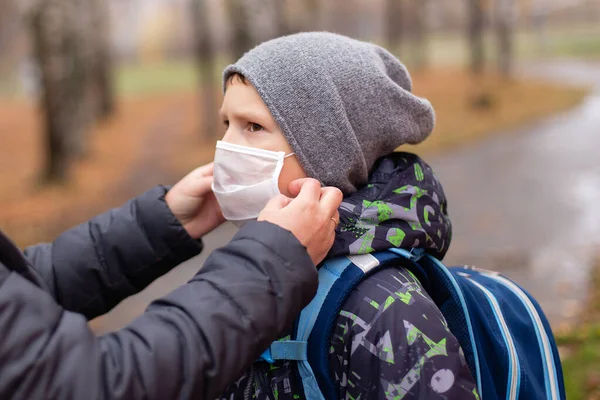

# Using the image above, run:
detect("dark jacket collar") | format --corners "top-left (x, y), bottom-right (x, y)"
top-left (329, 152), bottom-right (452, 260)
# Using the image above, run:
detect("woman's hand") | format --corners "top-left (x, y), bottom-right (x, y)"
top-left (258, 178), bottom-right (343, 265)
top-left (165, 163), bottom-right (226, 239)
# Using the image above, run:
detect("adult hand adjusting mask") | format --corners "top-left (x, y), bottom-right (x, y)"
top-left (212, 141), bottom-right (294, 227)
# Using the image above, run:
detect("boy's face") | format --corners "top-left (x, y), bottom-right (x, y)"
top-left (220, 78), bottom-right (308, 197)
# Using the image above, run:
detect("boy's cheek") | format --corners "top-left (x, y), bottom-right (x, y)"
top-left (278, 159), bottom-right (309, 197)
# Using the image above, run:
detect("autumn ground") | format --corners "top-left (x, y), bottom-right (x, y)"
top-left (0, 90), bottom-right (215, 247)
top-left (0, 64), bottom-right (588, 247)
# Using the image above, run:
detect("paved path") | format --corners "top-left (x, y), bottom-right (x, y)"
top-left (433, 60), bottom-right (600, 325)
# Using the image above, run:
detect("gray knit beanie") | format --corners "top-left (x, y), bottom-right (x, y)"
top-left (223, 32), bottom-right (435, 195)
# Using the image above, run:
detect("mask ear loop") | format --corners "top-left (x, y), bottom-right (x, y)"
top-left (271, 152), bottom-right (288, 194)
top-left (270, 153), bottom-right (296, 194)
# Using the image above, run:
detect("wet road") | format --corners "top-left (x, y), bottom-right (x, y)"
top-left (92, 61), bottom-right (600, 333)
top-left (433, 60), bottom-right (600, 325)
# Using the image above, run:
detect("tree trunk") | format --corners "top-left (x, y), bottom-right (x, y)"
top-left (226, 0), bottom-right (253, 62)
top-left (30, 0), bottom-right (95, 182)
top-left (91, 0), bottom-right (115, 119)
top-left (95, 48), bottom-right (115, 118)
top-left (385, 0), bottom-right (403, 54)
top-left (532, 4), bottom-right (548, 56)
top-left (495, 0), bottom-right (514, 78)
top-left (468, 0), bottom-right (486, 75)
top-left (273, 0), bottom-right (290, 37)
top-left (302, 0), bottom-right (320, 31)
top-left (0, 0), bottom-right (18, 64)
top-left (191, 0), bottom-right (219, 139)
top-left (408, 0), bottom-right (428, 70)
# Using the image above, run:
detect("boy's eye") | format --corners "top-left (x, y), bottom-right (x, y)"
top-left (223, 120), bottom-right (230, 127)
top-left (248, 123), bottom-right (264, 132)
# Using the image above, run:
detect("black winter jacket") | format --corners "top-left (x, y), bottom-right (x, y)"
top-left (0, 185), bottom-right (318, 400)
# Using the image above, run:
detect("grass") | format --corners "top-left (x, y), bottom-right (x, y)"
top-left (0, 77), bottom-right (19, 98)
top-left (407, 24), bottom-right (600, 68)
top-left (519, 24), bottom-right (600, 61)
top-left (116, 60), bottom-right (199, 96)
top-left (115, 55), bottom-right (232, 97)
top-left (556, 254), bottom-right (600, 400)
top-left (551, 34), bottom-right (600, 60)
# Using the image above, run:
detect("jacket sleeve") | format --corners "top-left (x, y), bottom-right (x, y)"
top-left (330, 266), bottom-right (479, 399)
top-left (0, 221), bottom-right (318, 400)
top-left (22, 185), bottom-right (203, 320)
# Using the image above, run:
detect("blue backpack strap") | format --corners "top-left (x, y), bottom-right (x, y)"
top-left (406, 251), bottom-right (483, 394)
top-left (259, 251), bottom-right (403, 399)
top-left (305, 251), bottom-right (403, 399)
top-left (259, 256), bottom-right (357, 399)
top-left (259, 341), bottom-right (308, 364)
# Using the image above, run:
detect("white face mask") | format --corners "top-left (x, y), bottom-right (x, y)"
top-left (212, 141), bottom-right (295, 227)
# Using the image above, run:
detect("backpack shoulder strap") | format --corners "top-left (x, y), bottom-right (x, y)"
top-left (259, 251), bottom-right (405, 399)
top-left (305, 252), bottom-right (402, 399)
top-left (410, 252), bottom-right (482, 393)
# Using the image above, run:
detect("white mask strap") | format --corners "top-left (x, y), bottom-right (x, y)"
top-left (216, 141), bottom-right (294, 160)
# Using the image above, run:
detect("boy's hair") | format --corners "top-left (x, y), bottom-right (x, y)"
top-left (224, 73), bottom-right (247, 89)
top-left (222, 32), bottom-right (435, 195)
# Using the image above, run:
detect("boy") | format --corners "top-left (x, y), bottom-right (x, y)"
top-left (213, 32), bottom-right (478, 399)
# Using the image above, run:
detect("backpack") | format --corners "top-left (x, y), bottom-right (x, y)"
top-left (258, 248), bottom-right (566, 400)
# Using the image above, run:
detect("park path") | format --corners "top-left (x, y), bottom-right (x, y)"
top-left (432, 60), bottom-right (600, 325)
